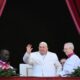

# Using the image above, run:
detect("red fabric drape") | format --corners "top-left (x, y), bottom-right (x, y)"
top-left (66, 0), bottom-right (80, 34)
top-left (0, 77), bottom-right (80, 80)
top-left (0, 0), bottom-right (6, 16)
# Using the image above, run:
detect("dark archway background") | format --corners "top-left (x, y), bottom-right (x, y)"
top-left (0, 0), bottom-right (80, 73)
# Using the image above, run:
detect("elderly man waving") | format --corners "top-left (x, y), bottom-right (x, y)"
top-left (23, 42), bottom-right (62, 77)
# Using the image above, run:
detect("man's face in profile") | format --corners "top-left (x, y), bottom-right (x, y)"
top-left (0, 50), bottom-right (10, 62)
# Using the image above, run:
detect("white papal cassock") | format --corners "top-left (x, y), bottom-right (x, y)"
top-left (23, 51), bottom-right (62, 77)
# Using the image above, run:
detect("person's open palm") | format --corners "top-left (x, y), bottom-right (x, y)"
top-left (26, 44), bottom-right (33, 54)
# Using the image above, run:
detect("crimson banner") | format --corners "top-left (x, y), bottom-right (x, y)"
top-left (0, 0), bottom-right (6, 16)
top-left (66, 0), bottom-right (80, 34)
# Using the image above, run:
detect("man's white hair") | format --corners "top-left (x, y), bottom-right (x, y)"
top-left (39, 42), bottom-right (48, 47)
top-left (64, 42), bottom-right (74, 50)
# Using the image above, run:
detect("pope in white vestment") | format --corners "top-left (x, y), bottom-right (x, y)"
top-left (23, 42), bottom-right (62, 77)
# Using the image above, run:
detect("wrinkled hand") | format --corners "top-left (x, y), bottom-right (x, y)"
top-left (26, 44), bottom-right (33, 54)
